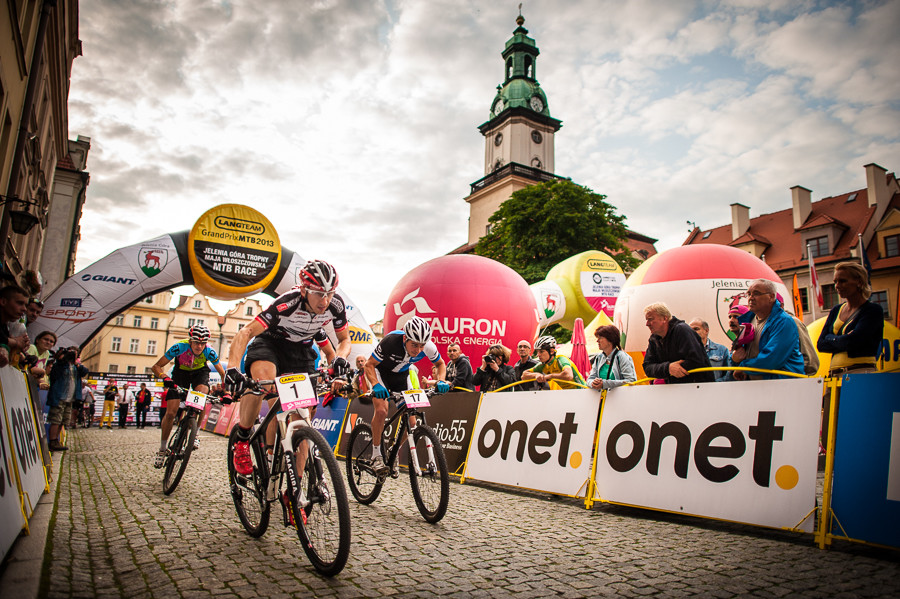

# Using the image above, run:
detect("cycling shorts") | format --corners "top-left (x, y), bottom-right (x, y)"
top-left (244, 335), bottom-right (317, 377)
top-left (166, 368), bottom-right (210, 400)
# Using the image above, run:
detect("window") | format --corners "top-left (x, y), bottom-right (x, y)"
top-left (799, 288), bottom-right (809, 312)
top-left (187, 317), bottom-right (205, 328)
top-left (246, 306), bottom-right (253, 316)
top-left (129, 338), bottom-right (139, 353)
top-left (108, 364), bottom-right (118, 373)
top-left (111, 337), bottom-right (121, 352)
top-left (822, 284), bottom-right (839, 310)
top-left (144, 296), bottom-right (153, 303)
top-left (144, 367), bottom-right (154, 375)
top-left (114, 315), bottom-right (124, 326)
top-left (886, 234), bottom-right (900, 258)
top-left (147, 340), bottom-right (157, 355)
top-left (126, 366), bottom-right (136, 374)
top-left (871, 291), bottom-right (890, 320)
top-left (808, 236), bottom-right (829, 259)
top-left (150, 317), bottom-right (159, 330)
top-left (237, 323), bottom-right (244, 331)
top-left (133, 315), bottom-right (142, 327)
top-left (193, 300), bottom-right (202, 309)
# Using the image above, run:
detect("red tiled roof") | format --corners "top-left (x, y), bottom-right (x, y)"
top-left (683, 188), bottom-right (890, 272)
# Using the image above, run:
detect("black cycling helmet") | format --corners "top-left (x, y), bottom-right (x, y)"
top-left (299, 259), bottom-right (339, 293)
top-left (189, 324), bottom-right (210, 343)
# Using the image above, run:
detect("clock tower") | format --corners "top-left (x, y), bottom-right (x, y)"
top-left (464, 13), bottom-right (563, 246)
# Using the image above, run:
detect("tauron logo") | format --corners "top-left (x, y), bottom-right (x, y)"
top-left (214, 216), bottom-right (265, 236)
top-left (392, 287), bottom-right (437, 330)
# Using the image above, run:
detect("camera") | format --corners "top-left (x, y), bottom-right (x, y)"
top-left (54, 348), bottom-right (77, 363)
top-left (483, 354), bottom-right (495, 364)
top-left (21, 353), bottom-right (39, 367)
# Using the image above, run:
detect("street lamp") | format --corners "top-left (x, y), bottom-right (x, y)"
top-left (0, 195), bottom-right (41, 235)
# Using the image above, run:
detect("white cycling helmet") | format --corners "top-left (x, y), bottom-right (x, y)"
top-left (189, 324), bottom-right (210, 343)
top-left (535, 335), bottom-right (557, 352)
top-left (403, 316), bottom-right (432, 344)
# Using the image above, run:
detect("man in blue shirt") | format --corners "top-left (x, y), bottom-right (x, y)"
top-left (689, 318), bottom-right (730, 382)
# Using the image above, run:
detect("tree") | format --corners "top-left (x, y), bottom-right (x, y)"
top-left (474, 179), bottom-right (638, 284)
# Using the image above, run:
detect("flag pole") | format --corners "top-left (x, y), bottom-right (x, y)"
top-left (807, 243), bottom-right (817, 321)
top-left (857, 233), bottom-right (865, 269)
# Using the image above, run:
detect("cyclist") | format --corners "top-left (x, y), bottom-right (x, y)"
top-left (521, 335), bottom-right (586, 390)
top-left (363, 316), bottom-right (450, 477)
top-left (226, 259), bottom-right (351, 477)
top-left (151, 324), bottom-right (226, 468)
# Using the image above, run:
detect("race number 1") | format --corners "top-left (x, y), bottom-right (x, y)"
top-left (277, 374), bottom-right (318, 412)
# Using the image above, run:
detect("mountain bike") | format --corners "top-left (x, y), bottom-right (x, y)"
top-left (162, 387), bottom-right (220, 495)
top-left (227, 370), bottom-right (351, 577)
top-left (345, 387), bottom-right (449, 523)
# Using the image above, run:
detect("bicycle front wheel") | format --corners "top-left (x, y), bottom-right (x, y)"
top-left (290, 427), bottom-right (351, 577)
top-left (345, 422), bottom-right (384, 504)
top-left (162, 415), bottom-right (197, 495)
top-left (408, 424), bottom-right (449, 523)
top-left (227, 426), bottom-right (270, 537)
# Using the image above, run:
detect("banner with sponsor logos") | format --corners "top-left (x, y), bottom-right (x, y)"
top-left (596, 379), bottom-right (821, 532)
top-left (0, 368), bottom-right (28, 561)
top-left (464, 389), bottom-right (600, 495)
top-left (0, 367), bottom-right (48, 518)
top-left (829, 373), bottom-right (900, 548)
top-left (336, 391), bottom-right (480, 476)
top-left (311, 394), bottom-right (350, 448)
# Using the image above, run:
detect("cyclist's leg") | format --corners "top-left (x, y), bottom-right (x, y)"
top-left (160, 390), bottom-right (181, 451)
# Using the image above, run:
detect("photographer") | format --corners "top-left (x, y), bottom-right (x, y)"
top-left (47, 346), bottom-right (89, 451)
top-left (473, 344), bottom-right (518, 392)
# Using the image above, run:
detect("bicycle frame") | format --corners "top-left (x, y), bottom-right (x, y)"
top-left (380, 396), bottom-right (435, 478)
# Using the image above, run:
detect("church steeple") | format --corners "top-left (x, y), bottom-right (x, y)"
top-left (488, 13), bottom-right (553, 120)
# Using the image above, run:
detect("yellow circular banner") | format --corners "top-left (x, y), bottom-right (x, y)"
top-left (188, 204), bottom-right (281, 300)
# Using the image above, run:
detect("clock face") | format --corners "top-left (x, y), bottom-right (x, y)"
top-left (493, 100), bottom-right (504, 116)
top-left (494, 132), bottom-right (503, 146)
top-left (529, 96), bottom-right (544, 112)
top-left (531, 130), bottom-right (543, 144)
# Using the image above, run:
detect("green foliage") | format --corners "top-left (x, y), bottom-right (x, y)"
top-left (474, 179), bottom-right (639, 283)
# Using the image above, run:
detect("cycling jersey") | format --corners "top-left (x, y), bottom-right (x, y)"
top-left (527, 354), bottom-right (586, 390)
top-left (164, 340), bottom-right (221, 372)
top-left (255, 287), bottom-right (348, 346)
top-left (371, 331), bottom-right (442, 392)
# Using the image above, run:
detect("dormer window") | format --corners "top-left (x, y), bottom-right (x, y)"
top-left (808, 236), bottom-right (829, 258)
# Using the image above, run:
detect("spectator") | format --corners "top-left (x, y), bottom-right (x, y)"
top-left (513, 339), bottom-right (540, 391)
top-left (0, 284), bottom-right (29, 368)
top-left (81, 383), bottom-right (96, 428)
top-left (473, 344), bottom-right (518, 392)
top-left (25, 297), bottom-right (43, 329)
top-left (587, 325), bottom-right (636, 390)
top-left (26, 330), bottom-right (56, 389)
top-left (100, 382), bottom-right (118, 429)
top-left (46, 346), bottom-right (89, 451)
top-left (720, 305), bottom-right (750, 382)
top-left (521, 336), bottom-right (586, 390)
top-left (117, 383), bottom-right (131, 428)
top-left (642, 302), bottom-right (715, 384)
top-left (731, 279), bottom-right (804, 380)
top-left (134, 382), bottom-right (153, 429)
top-left (445, 342), bottom-right (475, 391)
top-left (689, 318), bottom-right (729, 382)
top-left (817, 261), bottom-right (883, 376)
top-left (350, 355), bottom-right (369, 399)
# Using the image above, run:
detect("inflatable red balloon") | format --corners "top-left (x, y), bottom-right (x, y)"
top-left (383, 255), bottom-right (539, 366)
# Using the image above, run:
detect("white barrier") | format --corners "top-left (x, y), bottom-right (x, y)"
top-left (0, 368), bottom-right (27, 561)
top-left (463, 389), bottom-right (600, 496)
top-left (596, 378), bottom-right (821, 531)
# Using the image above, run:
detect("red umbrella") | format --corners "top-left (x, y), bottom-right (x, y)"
top-left (569, 317), bottom-right (590, 382)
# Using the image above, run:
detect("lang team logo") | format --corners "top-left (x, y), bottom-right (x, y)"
top-left (139, 247), bottom-right (169, 277)
top-left (392, 287), bottom-right (437, 330)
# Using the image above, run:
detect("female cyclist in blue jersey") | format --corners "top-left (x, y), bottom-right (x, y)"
top-left (151, 324), bottom-right (226, 468)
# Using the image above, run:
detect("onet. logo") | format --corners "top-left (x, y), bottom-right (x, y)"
top-left (392, 287), bottom-right (437, 330)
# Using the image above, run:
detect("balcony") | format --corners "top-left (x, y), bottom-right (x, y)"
top-left (470, 162), bottom-right (565, 194)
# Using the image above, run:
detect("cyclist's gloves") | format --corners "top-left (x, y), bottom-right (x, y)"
top-left (435, 380), bottom-right (450, 394)
top-left (162, 377), bottom-right (175, 389)
top-left (224, 367), bottom-right (246, 397)
top-left (331, 356), bottom-right (350, 376)
top-left (372, 383), bottom-right (389, 399)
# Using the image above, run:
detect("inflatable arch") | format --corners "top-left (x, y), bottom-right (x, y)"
top-left (29, 206), bottom-right (376, 361)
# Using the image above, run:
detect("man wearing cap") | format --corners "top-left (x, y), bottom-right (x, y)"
top-left (513, 339), bottom-right (539, 391)
top-left (689, 318), bottom-right (730, 382)
top-left (721, 305), bottom-right (749, 381)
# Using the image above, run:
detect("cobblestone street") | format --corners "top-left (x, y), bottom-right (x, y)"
top-left (37, 427), bottom-right (900, 598)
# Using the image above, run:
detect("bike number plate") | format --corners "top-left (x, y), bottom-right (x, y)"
top-left (277, 373), bottom-right (318, 411)
top-left (185, 390), bottom-right (207, 410)
top-left (401, 389), bottom-right (430, 408)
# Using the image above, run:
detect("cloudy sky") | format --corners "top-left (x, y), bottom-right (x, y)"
top-left (68, 0), bottom-right (900, 323)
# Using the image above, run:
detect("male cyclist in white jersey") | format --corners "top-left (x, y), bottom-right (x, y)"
top-left (225, 260), bottom-right (351, 476)
top-left (364, 316), bottom-right (449, 476)
top-left (151, 324), bottom-right (226, 468)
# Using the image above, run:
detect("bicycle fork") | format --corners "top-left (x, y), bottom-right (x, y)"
top-left (406, 424), bottom-right (436, 477)
top-left (277, 410), bottom-right (311, 527)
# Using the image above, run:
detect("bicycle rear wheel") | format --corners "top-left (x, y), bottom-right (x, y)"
top-left (408, 425), bottom-right (449, 523)
top-left (345, 422), bottom-right (384, 504)
top-left (289, 427), bottom-right (351, 577)
top-left (162, 415), bottom-right (197, 495)
top-left (227, 426), bottom-right (270, 537)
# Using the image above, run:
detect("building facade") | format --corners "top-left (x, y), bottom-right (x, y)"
top-left (683, 163), bottom-right (900, 325)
